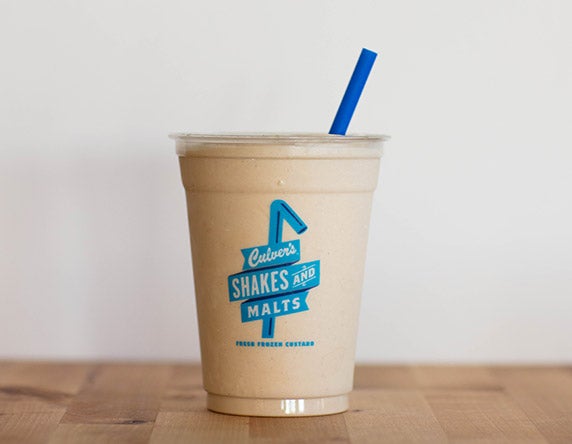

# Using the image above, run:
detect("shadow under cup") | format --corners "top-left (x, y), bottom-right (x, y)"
top-left (172, 133), bottom-right (388, 417)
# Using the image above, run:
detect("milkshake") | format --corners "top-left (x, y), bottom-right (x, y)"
top-left (173, 133), bottom-right (387, 416)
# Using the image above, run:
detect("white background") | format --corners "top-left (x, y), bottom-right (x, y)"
top-left (1, 0), bottom-right (571, 363)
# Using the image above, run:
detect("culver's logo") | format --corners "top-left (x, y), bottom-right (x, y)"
top-left (227, 200), bottom-right (321, 339)
top-left (241, 240), bottom-right (300, 270)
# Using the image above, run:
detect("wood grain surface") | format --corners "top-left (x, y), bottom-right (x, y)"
top-left (0, 362), bottom-right (571, 443)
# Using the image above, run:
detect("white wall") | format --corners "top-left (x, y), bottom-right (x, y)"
top-left (1, 0), bottom-right (571, 363)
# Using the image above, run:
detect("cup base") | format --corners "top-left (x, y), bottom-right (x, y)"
top-left (206, 393), bottom-right (349, 417)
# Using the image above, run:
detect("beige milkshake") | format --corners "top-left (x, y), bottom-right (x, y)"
top-left (173, 134), bottom-right (387, 416)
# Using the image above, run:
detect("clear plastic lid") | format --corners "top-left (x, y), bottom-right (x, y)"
top-left (170, 133), bottom-right (389, 158)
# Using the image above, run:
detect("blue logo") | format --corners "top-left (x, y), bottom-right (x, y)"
top-left (227, 200), bottom-right (321, 338)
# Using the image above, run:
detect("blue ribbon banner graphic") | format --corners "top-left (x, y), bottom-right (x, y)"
top-left (240, 240), bottom-right (300, 271)
top-left (228, 260), bottom-right (320, 301)
top-left (227, 200), bottom-right (321, 339)
top-left (241, 291), bottom-right (309, 323)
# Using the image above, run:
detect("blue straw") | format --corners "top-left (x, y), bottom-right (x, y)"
top-left (329, 48), bottom-right (377, 135)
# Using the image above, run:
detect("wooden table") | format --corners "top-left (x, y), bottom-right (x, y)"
top-left (1, 362), bottom-right (571, 443)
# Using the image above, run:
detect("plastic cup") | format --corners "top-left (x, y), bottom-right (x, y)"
top-left (172, 133), bottom-right (388, 416)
